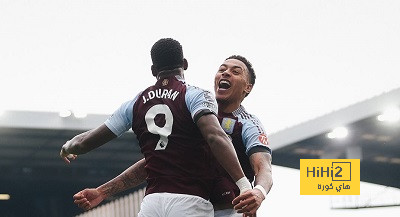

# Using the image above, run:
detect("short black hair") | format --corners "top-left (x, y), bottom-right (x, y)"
top-left (151, 38), bottom-right (184, 71)
top-left (225, 55), bottom-right (256, 86)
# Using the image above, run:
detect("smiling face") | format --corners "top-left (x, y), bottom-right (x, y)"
top-left (214, 58), bottom-right (253, 110)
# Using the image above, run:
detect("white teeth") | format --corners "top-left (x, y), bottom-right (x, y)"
top-left (219, 80), bottom-right (231, 89)
top-left (219, 80), bottom-right (231, 85)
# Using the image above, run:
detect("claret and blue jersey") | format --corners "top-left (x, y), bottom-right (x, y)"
top-left (105, 75), bottom-right (219, 200)
top-left (211, 106), bottom-right (271, 205)
top-left (218, 105), bottom-right (271, 181)
top-left (104, 75), bottom-right (272, 203)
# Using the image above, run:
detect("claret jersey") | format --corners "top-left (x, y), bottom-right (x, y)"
top-left (105, 75), bottom-right (218, 200)
top-left (211, 105), bottom-right (271, 204)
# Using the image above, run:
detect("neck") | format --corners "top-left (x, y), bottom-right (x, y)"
top-left (217, 100), bottom-right (241, 114)
top-left (157, 68), bottom-right (184, 80)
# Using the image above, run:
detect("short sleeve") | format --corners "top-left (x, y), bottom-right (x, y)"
top-left (185, 86), bottom-right (218, 122)
top-left (104, 93), bottom-right (141, 137)
top-left (241, 116), bottom-right (271, 156)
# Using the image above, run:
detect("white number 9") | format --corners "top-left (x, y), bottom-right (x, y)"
top-left (145, 104), bottom-right (173, 150)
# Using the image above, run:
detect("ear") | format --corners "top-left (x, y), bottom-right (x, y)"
top-left (151, 65), bottom-right (158, 77)
top-left (183, 58), bottom-right (188, 70)
top-left (244, 83), bottom-right (253, 95)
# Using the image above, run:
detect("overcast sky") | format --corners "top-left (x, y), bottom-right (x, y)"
top-left (1, 0), bottom-right (400, 216)
top-left (2, 0), bottom-right (400, 134)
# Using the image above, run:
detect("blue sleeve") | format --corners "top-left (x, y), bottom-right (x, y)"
top-left (241, 116), bottom-right (271, 156)
top-left (104, 93), bottom-right (141, 137)
top-left (185, 85), bottom-right (218, 121)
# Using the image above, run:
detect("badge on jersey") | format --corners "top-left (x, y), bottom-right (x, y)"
top-left (162, 79), bottom-right (169, 86)
top-left (221, 118), bottom-right (236, 134)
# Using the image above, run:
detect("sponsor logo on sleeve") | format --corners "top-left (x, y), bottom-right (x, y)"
top-left (201, 102), bottom-right (217, 110)
top-left (201, 91), bottom-right (217, 110)
top-left (203, 91), bottom-right (215, 103)
top-left (258, 134), bottom-right (269, 145)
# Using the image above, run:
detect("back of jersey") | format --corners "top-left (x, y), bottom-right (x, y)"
top-left (132, 75), bottom-right (216, 200)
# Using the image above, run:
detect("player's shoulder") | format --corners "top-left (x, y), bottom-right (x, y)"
top-left (186, 83), bottom-right (211, 93)
top-left (185, 84), bottom-right (215, 99)
top-left (235, 105), bottom-right (266, 129)
top-left (235, 106), bottom-right (270, 148)
top-left (234, 106), bottom-right (260, 122)
top-left (184, 84), bottom-right (217, 113)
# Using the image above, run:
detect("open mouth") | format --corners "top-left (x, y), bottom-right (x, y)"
top-left (218, 79), bottom-right (231, 90)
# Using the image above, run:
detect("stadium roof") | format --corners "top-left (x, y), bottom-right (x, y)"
top-left (0, 87), bottom-right (399, 215)
top-left (270, 87), bottom-right (400, 188)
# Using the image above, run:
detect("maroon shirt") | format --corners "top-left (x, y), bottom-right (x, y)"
top-left (210, 107), bottom-right (271, 205)
top-left (131, 76), bottom-right (218, 200)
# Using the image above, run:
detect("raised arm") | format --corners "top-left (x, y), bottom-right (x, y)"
top-left (60, 124), bottom-right (117, 163)
top-left (73, 158), bottom-right (147, 211)
top-left (60, 98), bottom-right (136, 163)
top-left (196, 114), bottom-right (251, 193)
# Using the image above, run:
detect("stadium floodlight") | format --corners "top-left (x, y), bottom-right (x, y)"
top-left (327, 127), bottom-right (348, 139)
top-left (0, 194), bottom-right (10, 200)
top-left (59, 110), bottom-right (72, 118)
top-left (377, 107), bottom-right (400, 122)
top-left (73, 111), bottom-right (87, 119)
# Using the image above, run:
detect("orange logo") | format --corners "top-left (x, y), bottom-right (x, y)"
top-left (258, 134), bottom-right (268, 145)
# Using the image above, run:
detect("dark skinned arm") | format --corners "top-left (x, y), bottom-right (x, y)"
top-left (196, 113), bottom-right (251, 191)
top-left (60, 124), bottom-right (117, 163)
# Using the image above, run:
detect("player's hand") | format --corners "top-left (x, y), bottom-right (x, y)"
top-left (73, 188), bottom-right (106, 211)
top-left (60, 141), bottom-right (77, 164)
top-left (232, 189), bottom-right (265, 217)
